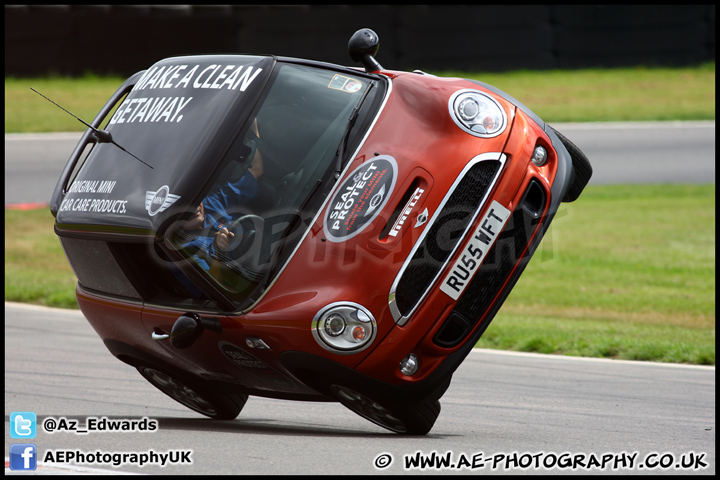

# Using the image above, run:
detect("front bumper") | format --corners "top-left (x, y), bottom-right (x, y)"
top-left (353, 109), bottom-right (574, 388)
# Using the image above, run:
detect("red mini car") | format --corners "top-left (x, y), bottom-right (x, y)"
top-left (51, 29), bottom-right (591, 434)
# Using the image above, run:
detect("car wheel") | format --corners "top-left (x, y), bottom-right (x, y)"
top-left (331, 385), bottom-right (440, 435)
top-left (137, 366), bottom-right (247, 420)
top-left (551, 127), bottom-right (593, 202)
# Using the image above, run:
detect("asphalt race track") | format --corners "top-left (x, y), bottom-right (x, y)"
top-left (4, 303), bottom-right (715, 475)
top-left (4, 123), bottom-right (716, 474)
top-left (4, 121), bottom-right (716, 206)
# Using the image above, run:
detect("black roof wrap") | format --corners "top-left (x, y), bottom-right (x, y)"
top-left (55, 55), bottom-right (275, 236)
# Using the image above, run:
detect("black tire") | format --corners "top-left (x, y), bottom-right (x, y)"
top-left (331, 384), bottom-right (440, 435)
top-left (551, 126), bottom-right (593, 202)
top-left (137, 365), bottom-right (247, 420)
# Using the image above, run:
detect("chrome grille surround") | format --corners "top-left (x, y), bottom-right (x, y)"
top-left (388, 152), bottom-right (506, 325)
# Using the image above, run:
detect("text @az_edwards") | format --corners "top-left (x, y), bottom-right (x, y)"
top-left (42, 416), bottom-right (157, 434)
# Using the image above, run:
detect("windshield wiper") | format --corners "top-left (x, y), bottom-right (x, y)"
top-left (31, 88), bottom-right (153, 169)
top-left (334, 83), bottom-right (375, 180)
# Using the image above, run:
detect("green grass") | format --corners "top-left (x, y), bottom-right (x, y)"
top-left (4, 186), bottom-right (715, 364)
top-left (479, 185), bottom-right (715, 365)
top-left (4, 64), bottom-right (715, 132)
top-left (5, 208), bottom-right (79, 309)
top-left (436, 63), bottom-right (716, 123)
top-left (477, 316), bottom-right (715, 365)
top-left (5, 74), bottom-right (126, 133)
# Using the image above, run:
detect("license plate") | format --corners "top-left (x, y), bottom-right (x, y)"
top-left (440, 200), bottom-right (511, 300)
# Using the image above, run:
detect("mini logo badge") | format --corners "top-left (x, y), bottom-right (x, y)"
top-left (365, 184), bottom-right (387, 217)
top-left (415, 207), bottom-right (429, 228)
top-left (145, 185), bottom-right (180, 216)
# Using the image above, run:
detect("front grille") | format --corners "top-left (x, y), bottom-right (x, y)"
top-left (392, 158), bottom-right (502, 320)
top-left (433, 180), bottom-right (548, 348)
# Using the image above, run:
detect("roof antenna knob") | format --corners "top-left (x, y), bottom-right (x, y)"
top-left (348, 28), bottom-right (382, 73)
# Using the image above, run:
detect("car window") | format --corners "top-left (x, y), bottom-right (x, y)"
top-left (167, 63), bottom-right (378, 309)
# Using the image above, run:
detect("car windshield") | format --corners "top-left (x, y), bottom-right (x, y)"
top-left (167, 62), bottom-right (380, 309)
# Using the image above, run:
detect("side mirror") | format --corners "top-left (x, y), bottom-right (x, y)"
top-left (170, 313), bottom-right (222, 349)
top-left (348, 28), bottom-right (382, 73)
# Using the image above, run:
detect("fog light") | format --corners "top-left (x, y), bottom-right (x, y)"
top-left (531, 145), bottom-right (548, 166)
top-left (399, 353), bottom-right (420, 376)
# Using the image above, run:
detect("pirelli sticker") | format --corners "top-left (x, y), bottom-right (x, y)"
top-left (324, 156), bottom-right (397, 242)
top-left (440, 201), bottom-right (511, 300)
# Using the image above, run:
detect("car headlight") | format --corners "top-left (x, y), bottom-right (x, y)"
top-left (312, 303), bottom-right (377, 354)
top-left (449, 89), bottom-right (507, 138)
